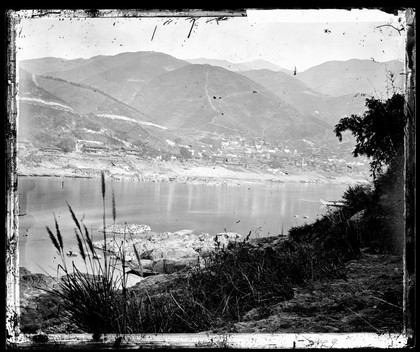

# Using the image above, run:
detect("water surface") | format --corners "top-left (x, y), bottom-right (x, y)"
top-left (18, 176), bottom-right (349, 276)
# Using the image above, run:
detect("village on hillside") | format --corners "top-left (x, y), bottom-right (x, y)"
top-left (17, 133), bottom-right (369, 177)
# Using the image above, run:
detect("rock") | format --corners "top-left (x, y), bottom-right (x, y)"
top-left (140, 250), bottom-right (153, 260)
top-left (173, 229), bottom-right (195, 236)
top-left (242, 308), bottom-right (261, 321)
top-left (99, 223), bottom-right (151, 235)
top-left (92, 227), bottom-right (243, 275)
top-left (126, 267), bottom-right (159, 278)
top-left (149, 247), bottom-right (199, 260)
top-left (140, 259), bottom-right (154, 270)
top-left (153, 257), bottom-right (200, 274)
top-left (214, 232), bottom-right (241, 247)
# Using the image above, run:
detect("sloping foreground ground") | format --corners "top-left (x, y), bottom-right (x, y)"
top-left (226, 252), bottom-right (403, 333)
top-left (19, 251), bottom-right (403, 334)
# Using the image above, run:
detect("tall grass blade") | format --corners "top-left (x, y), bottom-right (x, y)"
top-left (56, 263), bottom-right (68, 278)
top-left (53, 213), bottom-right (64, 251)
top-left (245, 230), bottom-right (251, 242)
top-left (112, 189), bottom-right (116, 224)
top-left (101, 171), bottom-right (106, 200)
top-left (67, 202), bottom-right (82, 235)
top-left (133, 244), bottom-right (143, 277)
top-left (100, 170), bottom-right (108, 334)
top-left (46, 226), bottom-right (61, 253)
top-left (83, 224), bottom-right (95, 255)
top-left (76, 231), bottom-right (86, 261)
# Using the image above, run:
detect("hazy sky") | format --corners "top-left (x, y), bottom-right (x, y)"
top-left (15, 9), bottom-right (405, 71)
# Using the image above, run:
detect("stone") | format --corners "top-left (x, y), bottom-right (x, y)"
top-left (242, 308), bottom-right (261, 321)
top-left (140, 259), bottom-right (154, 270)
top-left (173, 229), bottom-right (195, 236)
top-left (214, 232), bottom-right (242, 247)
top-left (99, 223), bottom-right (151, 235)
top-left (92, 226), bottom-right (243, 274)
top-left (149, 247), bottom-right (200, 260)
top-left (153, 257), bottom-right (200, 274)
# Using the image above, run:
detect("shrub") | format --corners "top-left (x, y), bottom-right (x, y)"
top-left (187, 241), bottom-right (294, 323)
top-left (185, 237), bottom-right (346, 326)
top-left (289, 209), bottom-right (361, 260)
top-left (342, 184), bottom-right (374, 214)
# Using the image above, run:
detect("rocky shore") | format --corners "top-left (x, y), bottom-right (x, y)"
top-left (94, 225), bottom-right (242, 275)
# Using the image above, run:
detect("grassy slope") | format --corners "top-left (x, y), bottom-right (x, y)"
top-left (225, 251), bottom-right (403, 333)
top-left (19, 246), bottom-right (403, 334)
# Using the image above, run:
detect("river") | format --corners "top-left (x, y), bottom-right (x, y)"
top-left (18, 176), bottom-right (350, 277)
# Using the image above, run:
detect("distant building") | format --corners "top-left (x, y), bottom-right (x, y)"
top-left (109, 146), bottom-right (126, 156)
top-left (213, 156), bottom-right (228, 164)
top-left (272, 151), bottom-right (290, 164)
top-left (125, 147), bottom-right (142, 156)
top-left (40, 146), bottom-right (62, 154)
top-left (226, 158), bottom-right (247, 167)
top-left (80, 142), bottom-right (110, 154)
top-left (246, 161), bottom-right (261, 169)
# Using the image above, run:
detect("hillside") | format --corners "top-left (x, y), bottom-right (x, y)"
top-left (32, 51), bottom-right (191, 103)
top-left (19, 56), bottom-right (87, 75)
top-left (17, 68), bottom-right (175, 153)
top-left (21, 53), bottom-right (320, 143)
top-left (129, 63), bottom-right (330, 141)
top-left (240, 69), bottom-right (368, 126)
top-left (18, 52), bottom-right (401, 152)
top-left (296, 59), bottom-right (404, 97)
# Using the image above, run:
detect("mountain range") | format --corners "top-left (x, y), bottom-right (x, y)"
top-left (17, 51), bottom-right (404, 153)
top-left (184, 58), bottom-right (293, 74)
top-left (239, 69), bottom-right (369, 126)
top-left (296, 59), bottom-right (404, 97)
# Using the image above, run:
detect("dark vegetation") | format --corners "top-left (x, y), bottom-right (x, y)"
top-left (20, 94), bottom-right (405, 334)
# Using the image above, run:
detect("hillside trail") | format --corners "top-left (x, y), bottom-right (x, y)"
top-left (204, 69), bottom-right (243, 134)
top-left (204, 70), bottom-right (220, 116)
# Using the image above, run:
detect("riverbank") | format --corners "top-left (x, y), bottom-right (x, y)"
top-left (17, 152), bottom-right (370, 186)
top-left (18, 249), bottom-right (403, 334)
top-left (18, 188), bottom-right (403, 334)
top-left (16, 150), bottom-right (404, 337)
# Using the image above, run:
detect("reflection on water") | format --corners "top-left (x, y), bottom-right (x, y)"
top-left (18, 176), bottom-right (349, 276)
